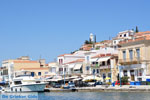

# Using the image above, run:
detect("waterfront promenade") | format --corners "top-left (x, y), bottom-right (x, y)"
top-left (45, 85), bottom-right (150, 92)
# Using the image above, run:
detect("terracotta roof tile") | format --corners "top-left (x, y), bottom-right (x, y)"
top-left (58, 54), bottom-right (72, 57)
top-left (92, 53), bottom-right (112, 58)
top-left (65, 59), bottom-right (84, 64)
top-left (135, 31), bottom-right (150, 36)
top-left (119, 35), bottom-right (150, 44)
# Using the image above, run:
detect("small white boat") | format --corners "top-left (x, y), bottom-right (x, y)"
top-left (5, 71), bottom-right (46, 92)
top-left (0, 86), bottom-right (5, 93)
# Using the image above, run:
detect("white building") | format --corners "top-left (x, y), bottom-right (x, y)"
top-left (111, 30), bottom-right (135, 49)
top-left (57, 51), bottom-right (87, 75)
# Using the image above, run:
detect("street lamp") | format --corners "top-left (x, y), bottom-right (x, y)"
top-left (119, 65), bottom-right (122, 87)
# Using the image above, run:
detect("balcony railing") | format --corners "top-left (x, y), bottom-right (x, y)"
top-left (91, 64), bottom-right (99, 68)
top-left (99, 65), bottom-right (110, 69)
top-left (91, 64), bottom-right (111, 69)
top-left (119, 57), bottom-right (143, 65)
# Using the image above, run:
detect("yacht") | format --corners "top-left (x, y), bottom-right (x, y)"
top-left (5, 71), bottom-right (46, 92)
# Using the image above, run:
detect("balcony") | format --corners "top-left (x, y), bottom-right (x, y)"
top-left (91, 64), bottom-right (99, 68)
top-left (119, 58), bottom-right (143, 65)
top-left (99, 65), bottom-right (110, 69)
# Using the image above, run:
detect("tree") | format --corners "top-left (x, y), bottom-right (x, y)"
top-left (135, 26), bottom-right (139, 33)
top-left (89, 38), bottom-right (92, 43)
top-left (84, 40), bottom-right (89, 44)
top-left (94, 35), bottom-right (96, 43)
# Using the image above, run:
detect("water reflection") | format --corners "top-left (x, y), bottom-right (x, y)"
top-left (1, 92), bottom-right (150, 100)
top-left (38, 92), bottom-right (150, 100)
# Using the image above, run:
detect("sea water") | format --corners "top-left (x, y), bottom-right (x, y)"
top-left (1, 92), bottom-right (150, 100)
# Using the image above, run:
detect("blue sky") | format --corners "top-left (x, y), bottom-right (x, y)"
top-left (0, 0), bottom-right (150, 63)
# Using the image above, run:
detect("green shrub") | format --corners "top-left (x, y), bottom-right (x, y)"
top-left (121, 76), bottom-right (129, 84)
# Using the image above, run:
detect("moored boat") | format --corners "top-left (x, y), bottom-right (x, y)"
top-left (5, 71), bottom-right (46, 92)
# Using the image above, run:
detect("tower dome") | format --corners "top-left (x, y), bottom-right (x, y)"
top-left (90, 33), bottom-right (94, 42)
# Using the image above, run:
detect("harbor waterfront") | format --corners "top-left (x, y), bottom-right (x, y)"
top-left (44, 85), bottom-right (150, 92)
top-left (1, 92), bottom-right (150, 100)
top-left (1, 0), bottom-right (150, 100)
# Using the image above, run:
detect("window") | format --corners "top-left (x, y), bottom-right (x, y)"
top-left (14, 81), bottom-right (22, 85)
top-left (92, 62), bottom-right (98, 66)
top-left (97, 69), bottom-right (99, 73)
top-left (59, 59), bottom-right (63, 64)
top-left (96, 62), bottom-right (98, 67)
top-left (130, 70), bottom-right (134, 76)
top-left (93, 69), bottom-right (95, 74)
top-left (38, 72), bottom-right (41, 76)
top-left (64, 68), bottom-right (67, 72)
top-left (51, 68), bottom-right (56, 73)
top-left (114, 41), bottom-right (116, 44)
top-left (87, 56), bottom-right (89, 61)
top-left (139, 69), bottom-right (142, 76)
top-left (92, 62), bottom-right (95, 65)
top-left (103, 73), bottom-right (106, 79)
top-left (136, 49), bottom-right (140, 60)
top-left (129, 50), bottom-right (133, 60)
top-left (123, 51), bottom-right (126, 60)
top-left (86, 66), bottom-right (89, 70)
top-left (108, 73), bottom-right (111, 78)
top-left (107, 60), bottom-right (110, 65)
top-left (31, 72), bottom-right (34, 77)
top-left (123, 70), bottom-right (127, 76)
top-left (102, 61), bottom-right (105, 66)
top-left (124, 34), bottom-right (126, 37)
top-left (71, 68), bottom-right (73, 72)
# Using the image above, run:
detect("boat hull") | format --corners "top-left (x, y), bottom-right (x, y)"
top-left (7, 83), bottom-right (46, 92)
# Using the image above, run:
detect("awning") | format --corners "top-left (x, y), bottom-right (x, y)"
top-left (90, 58), bottom-right (98, 62)
top-left (105, 77), bottom-right (111, 80)
top-left (74, 64), bottom-right (82, 70)
top-left (82, 76), bottom-right (102, 81)
top-left (97, 57), bottom-right (110, 62)
top-left (68, 64), bottom-right (75, 68)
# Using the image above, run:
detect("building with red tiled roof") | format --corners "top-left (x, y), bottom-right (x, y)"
top-left (80, 44), bottom-right (93, 51)
top-left (57, 51), bottom-right (86, 75)
top-left (64, 59), bottom-right (84, 64)
top-left (135, 31), bottom-right (150, 36)
top-left (58, 54), bottom-right (72, 57)
top-left (90, 52), bottom-right (118, 82)
top-left (118, 31), bottom-right (150, 82)
top-left (134, 31), bottom-right (150, 39)
top-left (95, 40), bottom-right (112, 50)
